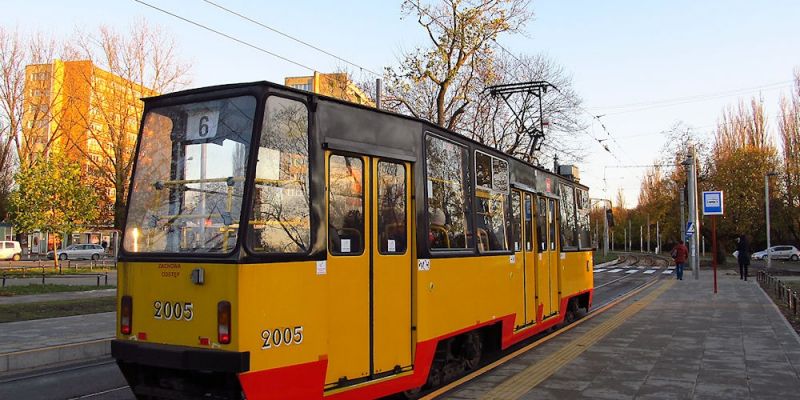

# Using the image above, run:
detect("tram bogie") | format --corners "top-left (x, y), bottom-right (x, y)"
top-left (112, 81), bottom-right (594, 399)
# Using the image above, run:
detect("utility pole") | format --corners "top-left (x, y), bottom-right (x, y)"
top-left (766, 172), bottom-right (777, 269)
top-left (629, 219), bottom-right (632, 252)
top-left (624, 228), bottom-right (627, 252)
top-left (603, 201), bottom-right (609, 257)
top-left (647, 215), bottom-right (651, 252)
top-left (640, 225), bottom-right (643, 253)
top-left (656, 220), bottom-right (660, 254)
top-left (375, 78), bottom-right (382, 109)
top-left (680, 188), bottom-right (686, 243)
top-left (684, 147), bottom-right (700, 280)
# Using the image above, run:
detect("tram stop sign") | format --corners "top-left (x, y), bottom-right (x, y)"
top-left (702, 191), bottom-right (724, 216)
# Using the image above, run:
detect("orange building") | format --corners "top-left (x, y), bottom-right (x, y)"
top-left (285, 72), bottom-right (373, 106)
top-left (22, 59), bottom-right (157, 227)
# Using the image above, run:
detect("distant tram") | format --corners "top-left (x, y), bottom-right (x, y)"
top-left (111, 80), bottom-right (594, 399)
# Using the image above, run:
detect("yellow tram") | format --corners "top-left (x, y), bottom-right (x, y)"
top-left (111, 81), bottom-right (594, 399)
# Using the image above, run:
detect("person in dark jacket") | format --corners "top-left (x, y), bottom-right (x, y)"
top-left (736, 234), bottom-right (751, 280)
top-left (672, 239), bottom-right (689, 280)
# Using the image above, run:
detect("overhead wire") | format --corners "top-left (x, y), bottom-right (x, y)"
top-left (132, 0), bottom-right (317, 72)
top-left (593, 80), bottom-right (793, 111)
top-left (200, 0), bottom-right (382, 77)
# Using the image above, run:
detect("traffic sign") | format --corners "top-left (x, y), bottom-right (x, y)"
top-left (686, 221), bottom-right (694, 237)
top-left (702, 191), bottom-right (724, 215)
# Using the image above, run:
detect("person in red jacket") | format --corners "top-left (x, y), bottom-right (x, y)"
top-left (672, 239), bottom-right (689, 280)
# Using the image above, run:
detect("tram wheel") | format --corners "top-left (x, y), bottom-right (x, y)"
top-left (461, 331), bottom-right (482, 371)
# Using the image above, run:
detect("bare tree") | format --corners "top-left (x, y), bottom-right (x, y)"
top-left (779, 71), bottom-right (800, 243)
top-left (460, 52), bottom-right (585, 164)
top-left (67, 21), bottom-right (191, 228)
top-left (385, 0), bottom-right (532, 130)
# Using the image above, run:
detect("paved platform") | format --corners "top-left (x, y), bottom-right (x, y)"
top-left (440, 271), bottom-right (800, 399)
top-left (0, 289), bottom-right (116, 374)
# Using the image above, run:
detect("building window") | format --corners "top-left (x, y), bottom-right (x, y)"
top-left (425, 135), bottom-right (472, 250)
top-left (291, 83), bottom-right (311, 92)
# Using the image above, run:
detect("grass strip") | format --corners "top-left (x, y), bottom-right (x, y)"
top-left (0, 284), bottom-right (115, 297)
top-left (0, 297), bottom-right (115, 323)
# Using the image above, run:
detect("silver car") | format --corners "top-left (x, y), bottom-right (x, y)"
top-left (751, 245), bottom-right (800, 261)
top-left (47, 244), bottom-right (105, 260)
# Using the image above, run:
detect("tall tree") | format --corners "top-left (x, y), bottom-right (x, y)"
top-left (67, 22), bottom-right (190, 228)
top-left (707, 97), bottom-right (779, 247)
top-left (778, 71), bottom-right (800, 244)
top-left (385, 0), bottom-right (532, 130)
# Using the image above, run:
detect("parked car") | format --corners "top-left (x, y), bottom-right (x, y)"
top-left (46, 244), bottom-right (105, 260)
top-left (751, 245), bottom-right (800, 261)
top-left (0, 240), bottom-right (22, 261)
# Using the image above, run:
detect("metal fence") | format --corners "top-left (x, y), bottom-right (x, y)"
top-left (758, 270), bottom-right (799, 315)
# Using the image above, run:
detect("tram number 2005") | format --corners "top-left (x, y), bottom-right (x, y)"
top-left (153, 301), bottom-right (194, 321)
top-left (261, 326), bottom-right (303, 349)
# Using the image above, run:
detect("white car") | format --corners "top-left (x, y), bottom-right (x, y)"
top-left (0, 240), bottom-right (22, 261)
top-left (47, 244), bottom-right (105, 260)
top-left (751, 245), bottom-right (800, 261)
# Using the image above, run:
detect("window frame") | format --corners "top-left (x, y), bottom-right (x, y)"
top-left (121, 93), bottom-right (260, 258)
top-left (245, 94), bottom-right (313, 256)
top-left (376, 159), bottom-right (408, 256)
top-left (327, 152), bottom-right (366, 257)
top-left (472, 149), bottom-right (511, 254)
top-left (422, 132), bottom-right (474, 255)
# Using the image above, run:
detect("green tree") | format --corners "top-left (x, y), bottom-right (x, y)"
top-left (8, 154), bottom-right (98, 251)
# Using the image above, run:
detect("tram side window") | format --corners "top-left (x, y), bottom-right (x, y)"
top-left (576, 188), bottom-right (591, 249)
top-left (511, 191), bottom-right (522, 252)
top-left (377, 161), bottom-right (407, 254)
top-left (474, 151), bottom-right (509, 252)
top-left (559, 184), bottom-right (578, 250)
top-left (248, 97), bottom-right (310, 254)
top-left (329, 155), bottom-right (365, 255)
top-left (536, 197), bottom-right (547, 252)
top-left (425, 135), bottom-right (472, 250)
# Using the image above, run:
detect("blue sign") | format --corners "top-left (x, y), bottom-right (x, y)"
top-left (702, 191), bottom-right (724, 215)
top-left (686, 221), bottom-right (694, 237)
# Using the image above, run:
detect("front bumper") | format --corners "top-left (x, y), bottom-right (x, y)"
top-left (112, 340), bottom-right (250, 400)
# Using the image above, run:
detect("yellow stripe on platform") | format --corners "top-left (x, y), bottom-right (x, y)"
top-left (480, 280), bottom-right (675, 400)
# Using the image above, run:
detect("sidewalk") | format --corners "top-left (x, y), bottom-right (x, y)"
top-left (0, 289), bottom-right (116, 373)
top-left (444, 272), bottom-right (800, 399)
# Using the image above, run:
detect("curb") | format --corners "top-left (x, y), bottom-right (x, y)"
top-left (0, 338), bottom-right (112, 373)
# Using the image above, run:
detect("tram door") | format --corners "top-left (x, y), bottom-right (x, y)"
top-left (326, 152), bottom-right (412, 386)
top-left (536, 196), bottom-right (560, 319)
top-left (521, 192), bottom-right (537, 326)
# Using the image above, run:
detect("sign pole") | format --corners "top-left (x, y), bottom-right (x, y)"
top-left (712, 215), bottom-right (718, 294)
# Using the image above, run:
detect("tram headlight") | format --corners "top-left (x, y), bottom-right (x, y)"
top-left (218, 300), bottom-right (232, 344)
top-left (121, 295), bottom-right (133, 335)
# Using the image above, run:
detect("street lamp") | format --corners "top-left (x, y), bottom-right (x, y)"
top-left (765, 172), bottom-right (777, 269)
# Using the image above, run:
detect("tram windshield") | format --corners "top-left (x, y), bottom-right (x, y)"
top-left (123, 96), bottom-right (256, 254)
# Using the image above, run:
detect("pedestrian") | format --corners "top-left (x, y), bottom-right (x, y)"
top-left (736, 234), bottom-right (751, 280)
top-left (671, 239), bottom-right (689, 280)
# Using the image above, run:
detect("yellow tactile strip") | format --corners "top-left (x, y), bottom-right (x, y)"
top-left (480, 279), bottom-right (675, 400)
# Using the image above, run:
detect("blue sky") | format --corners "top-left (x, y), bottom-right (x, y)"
top-left (3, 1), bottom-right (799, 207)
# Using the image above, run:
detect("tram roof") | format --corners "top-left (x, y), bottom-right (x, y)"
top-left (142, 80), bottom-right (587, 191)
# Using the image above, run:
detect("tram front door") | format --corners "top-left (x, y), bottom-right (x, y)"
top-left (325, 152), bottom-right (413, 386)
